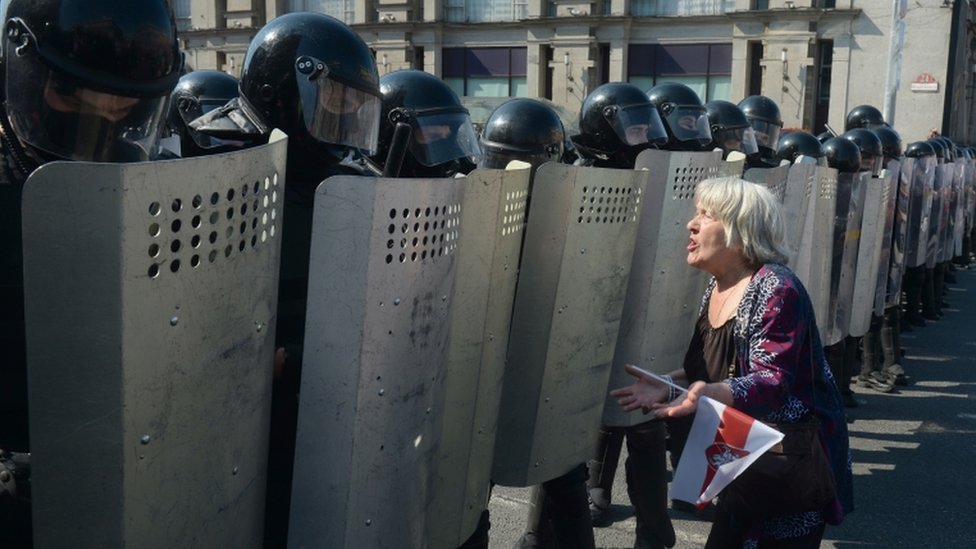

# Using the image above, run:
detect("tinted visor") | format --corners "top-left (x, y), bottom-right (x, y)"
top-left (749, 119), bottom-right (782, 150)
top-left (663, 105), bottom-right (712, 146)
top-left (296, 56), bottom-right (381, 153)
top-left (177, 97), bottom-right (242, 150)
top-left (406, 111), bottom-right (481, 167)
top-left (5, 51), bottom-right (166, 162)
top-left (607, 104), bottom-right (668, 146)
top-left (479, 143), bottom-right (559, 170)
top-left (714, 126), bottom-right (759, 156)
top-left (862, 155), bottom-right (884, 176)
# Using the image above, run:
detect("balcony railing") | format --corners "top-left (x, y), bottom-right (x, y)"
top-left (631, 0), bottom-right (736, 17)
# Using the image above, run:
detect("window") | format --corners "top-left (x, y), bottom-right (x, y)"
top-left (627, 43), bottom-right (732, 102)
top-left (444, 0), bottom-right (525, 22)
top-left (289, 0), bottom-right (356, 24)
top-left (632, 0), bottom-right (735, 16)
top-left (443, 47), bottom-right (528, 97)
top-left (174, 0), bottom-right (191, 31)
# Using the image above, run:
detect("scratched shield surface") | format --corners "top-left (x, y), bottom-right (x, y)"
top-left (849, 171), bottom-right (895, 336)
top-left (288, 175), bottom-right (464, 549)
top-left (429, 167), bottom-right (530, 549)
top-left (492, 163), bottom-right (643, 487)
top-left (600, 149), bottom-right (718, 428)
top-left (886, 158), bottom-right (914, 308)
top-left (22, 132), bottom-right (286, 549)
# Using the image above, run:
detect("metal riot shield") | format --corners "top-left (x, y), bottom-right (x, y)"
top-left (288, 175), bottom-right (465, 549)
top-left (826, 171), bottom-right (866, 345)
top-left (787, 164), bottom-right (837, 340)
top-left (743, 164), bottom-right (792, 202)
top-left (492, 164), bottom-right (643, 486)
top-left (717, 156), bottom-right (745, 178)
top-left (21, 132), bottom-right (288, 548)
top-left (886, 157), bottom-right (915, 308)
top-left (967, 158), bottom-right (976, 234)
top-left (939, 162), bottom-right (956, 263)
top-left (907, 156), bottom-right (936, 268)
top-left (430, 167), bottom-right (531, 549)
top-left (927, 163), bottom-right (946, 268)
top-left (600, 150), bottom-right (720, 428)
top-left (953, 162), bottom-right (965, 257)
top-left (849, 169), bottom-right (896, 336)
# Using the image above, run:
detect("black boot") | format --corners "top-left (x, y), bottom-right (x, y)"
top-left (881, 306), bottom-right (908, 386)
top-left (858, 316), bottom-right (892, 392)
top-left (922, 267), bottom-right (940, 320)
top-left (625, 421), bottom-right (675, 549)
top-left (903, 267), bottom-right (926, 327)
top-left (587, 427), bottom-right (623, 527)
top-left (541, 465), bottom-right (596, 549)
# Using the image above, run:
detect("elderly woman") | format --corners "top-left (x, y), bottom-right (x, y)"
top-left (611, 176), bottom-right (853, 547)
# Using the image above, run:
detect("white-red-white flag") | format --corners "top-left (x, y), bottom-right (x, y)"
top-left (671, 396), bottom-right (784, 508)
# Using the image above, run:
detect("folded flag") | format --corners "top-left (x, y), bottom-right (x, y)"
top-left (671, 396), bottom-right (784, 508)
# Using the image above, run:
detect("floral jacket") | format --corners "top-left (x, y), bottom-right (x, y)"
top-left (701, 262), bottom-right (854, 525)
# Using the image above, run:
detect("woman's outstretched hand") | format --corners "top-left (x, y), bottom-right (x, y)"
top-left (609, 364), bottom-right (673, 414)
top-left (650, 381), bottom-right (706, 419)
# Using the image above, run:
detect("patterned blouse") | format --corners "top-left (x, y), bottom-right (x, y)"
top-left (700, 262), bottom-right (854, 543)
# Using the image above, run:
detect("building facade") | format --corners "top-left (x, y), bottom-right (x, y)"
top-left (176, 0), bottom-right (976, 143)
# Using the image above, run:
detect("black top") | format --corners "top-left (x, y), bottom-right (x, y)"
top-left (682, 312), bottom-right (737, 384)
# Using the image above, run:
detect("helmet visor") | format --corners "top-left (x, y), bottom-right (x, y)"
top-left (479, 143), bottom-right (558, 170)
top-left (749, 119), bottom-right (782, 150)
top-left (5, 52), bottom-right (166, 162)
top-left (406, 111), bottom-right (482, 167)
top-left (296, 57), bottom-right (381, 153)
top-left (714, 126), bottom-right (759, 156)
top-left (664, 106), bottom-right (712, 145)
top-left (608, 104), bottom-right (668, 146)
top-left (862, 155), bottom-right (884, 176)
top-left (177, 97), bottom-right (243, 151)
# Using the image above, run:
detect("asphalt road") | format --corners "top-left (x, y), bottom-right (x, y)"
top-left (486, 266), bottom-right (976, 548)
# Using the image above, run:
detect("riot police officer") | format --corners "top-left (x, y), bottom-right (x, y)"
top-left (901, 141), bottom-right (937, 328)
top-left (738, 95), bottom-right (783, 168)
top-left (0, 0), bottom-right (182, 545)
top-left (645, 82), bottom-right (712, 152)
top-left (571, 82), bottom-right (676, 549)
top-left (844, 104), bottom-right (887, 131)
top-left (192, 12), bottom-right (383, 547)
top-left (704, 100), bottom-right (759, 159)
top-left (571, 82), bottom-right (668, 169)
top-left (165, 69), bottom-right (243, 158)
top-left (478, 98), bottom-right (565, 170)
top-left (821, 136), bottom-right (864, 408)
top-left (368, 69), bottom-right (481, 177)
top-left (776, 130), bottom-right (826, 165)
top-left (922, 138), bottom-right (948, 322)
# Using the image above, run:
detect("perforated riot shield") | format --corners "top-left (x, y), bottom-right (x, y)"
top-left (826, 171), bottom-right (867, 344)
top-left (600, 150), bottom-right (719, 428)
top-left (927, 163), bottom-right (946, 268)
top-left (22, 132), bottom-right (287, 549)
top-left (886, 158), bottom-right (915, 308)
top-left (787, 164), bottom-right (837, 339)
top-left (430, 167), bottom-right (531, 549)
top-left (907, 156), bottom-right (935, 268)
top-left (492, 164), bottom-right (643, 486)
top-left (287, 175), bottom-right (466, 549)
top-left (850, 168), bottom-right (897, 336)
top-left (744, 164), bottom-right (791, 202)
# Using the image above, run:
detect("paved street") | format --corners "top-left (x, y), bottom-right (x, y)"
top-left (486, 266), bottom-right (976, 548)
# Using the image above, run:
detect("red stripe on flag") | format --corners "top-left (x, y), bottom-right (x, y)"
top-left (697, 405), bottom-right (755, 507)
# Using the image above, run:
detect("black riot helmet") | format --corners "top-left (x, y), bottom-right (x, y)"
top-left (704, 100), bottom-right (758, 158)
top-left (816, 131), bottom-right (833, 144)
top-left (927, 138), bottom-right (946, 161)
top-left (236, 12), bottom-right (381, 159)
top-left (572, 82), bottom-right (668, 168)
top-left (776, 131), bottom-right (825, 165)
top-left (904, 141), bottom-right (935, 158)
top-left (372, 69), bottom-right (480, 177)
top-left (167, 70), bottom-right (242, 157)
top-left (822, 136), bottom-right (862, 173)
top-left (870, 126), bottom-right (902, 162)
top-left (842, 128), bottom-right (884, 175)
top-left (935, 136), bottom-right (956, 161)
top-left (1, 0), bottom-right (182, 162)
top-left (738, 95), bottom-right (783, 156)
top-left (646, 82), bottom-right (712, 151)
top-left (478, 98), bottom-right (564, 170)
top-left (844, 105), bottom-right (886, 131)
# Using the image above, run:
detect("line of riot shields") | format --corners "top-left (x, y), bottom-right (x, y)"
top-left (17, 137), bottom-right (976, 548)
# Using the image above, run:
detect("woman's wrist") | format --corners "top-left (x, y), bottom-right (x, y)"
top-left (662, 375), bottom-right (677, 403)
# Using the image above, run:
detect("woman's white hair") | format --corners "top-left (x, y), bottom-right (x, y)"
top-left (693, 176), bottom-right (791, 266)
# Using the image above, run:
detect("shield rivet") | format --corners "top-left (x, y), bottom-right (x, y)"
top-left (140, 435), bottom-right (151, 445)
top-left (378, 389), bottom-right (385, 396)
top-left (169, 316), bottom-right (179, 326)
top-left (394, 298), bottom-right (401, 306)
top-left (365, 519), bottom-right (372, 526)
top-left (232, 466), bottom-right (239, 475)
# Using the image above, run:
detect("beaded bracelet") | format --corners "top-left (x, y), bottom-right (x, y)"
top-left (662, 374), bottom-right (677, 403)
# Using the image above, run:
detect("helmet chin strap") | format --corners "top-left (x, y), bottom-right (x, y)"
top-left (0, 101), bottom-right (41, 177)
